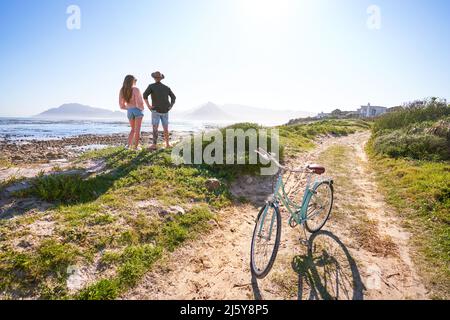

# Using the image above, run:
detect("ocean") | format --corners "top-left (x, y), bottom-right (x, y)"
top-left (0, 118), bottom-right (222, 141)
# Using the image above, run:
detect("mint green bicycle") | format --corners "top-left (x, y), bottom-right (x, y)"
top-left (251, 148), bottom-right (334, 279)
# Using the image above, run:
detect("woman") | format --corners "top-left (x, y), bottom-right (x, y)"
top-left (119, 75), bottom-right (145, 150)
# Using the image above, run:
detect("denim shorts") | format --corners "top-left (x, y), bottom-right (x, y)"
top-left (151, 111), bottom-right (169, 128)
top-left (127, 107), bottom-right (144, 120)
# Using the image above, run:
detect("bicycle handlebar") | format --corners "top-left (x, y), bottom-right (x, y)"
top-left (255, 148), bottom-right (309, 173)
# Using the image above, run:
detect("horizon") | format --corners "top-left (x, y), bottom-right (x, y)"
top-left (5, 101), bottom-right (315, 118)
top-left (1, 0), bottom-right (450, 117)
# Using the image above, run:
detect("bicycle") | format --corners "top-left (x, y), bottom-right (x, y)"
top-left (250, 148), bottom-right (334, 279)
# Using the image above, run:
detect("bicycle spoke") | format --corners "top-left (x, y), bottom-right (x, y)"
top-left (306, 182), bottom-right (333, 232)
top-left (251, 205), bottom-right (280, 276)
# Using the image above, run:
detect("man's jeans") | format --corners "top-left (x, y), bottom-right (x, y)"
top-left (151, 111), bottom-right (169, 145)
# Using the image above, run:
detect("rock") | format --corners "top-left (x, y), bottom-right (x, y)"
top-left (66, 265), bottom-right (90, 293)
top-left (45, 152), bottom-right (59, 160)
top-left (158, 209), bottom-right (170, 218)
top-left (246, 177), bottom-right (254, 184)
top-left (201, 258), bottom-right (213, 269)
top-left (12, 155), bottom-right (23, 161)
top-left (136, 199), bottom-right (161, 209)
top-left (207, 220), bottom-right (220, 228)
top-left (18, 240), bottom-right (32, 249)
top-left (205, 178), bottom-right (221, 191)
top-left (169, 206), bottom-right (185, 216)
top-left (5, 182), bottom-right (30, 194)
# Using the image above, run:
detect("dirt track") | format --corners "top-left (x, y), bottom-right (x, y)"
top-left (124, 131), bottom-right (428, 300)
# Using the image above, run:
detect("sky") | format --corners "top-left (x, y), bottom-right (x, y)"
top-left (0, 0), bottom-right (449, 117)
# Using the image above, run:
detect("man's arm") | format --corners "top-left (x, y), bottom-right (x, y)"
top-left (168, 88), bottom-right (176, 110)
top-left (143, 85), bottom-right (153, 110)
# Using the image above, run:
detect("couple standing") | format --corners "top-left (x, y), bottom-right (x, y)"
top-left (119, 72), bottom-right (176, 151)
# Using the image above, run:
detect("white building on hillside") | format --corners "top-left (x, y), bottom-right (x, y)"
top-left (317, 112), bottom-right (331, 119)
top-left (358, 103), bottom-right (387, 118)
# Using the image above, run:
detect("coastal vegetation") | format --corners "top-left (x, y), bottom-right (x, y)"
top-left (367, 100), bottom-right (450, 299)
top-left (0, 120), bottom-right (368, 299)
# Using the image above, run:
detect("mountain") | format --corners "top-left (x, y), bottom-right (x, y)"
top-left (181, 102), bottom-right (236, 122)
top-left (35, 103), bottom-right (125, 119)
top-left (174, 102), bottom-right (313, 126)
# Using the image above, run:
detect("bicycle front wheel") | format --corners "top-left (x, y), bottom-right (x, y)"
top-left (305, 181), bottom-right (334, 233)
top-left (250, 203), bottom-right (282, 279)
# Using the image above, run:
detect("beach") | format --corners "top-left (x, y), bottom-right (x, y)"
top-left (0, 131), bottom-right (192, 165)
top-left (0, 117), bottom-right (221, 165)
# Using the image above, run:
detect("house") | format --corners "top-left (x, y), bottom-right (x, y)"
top-left (317, 112), bottom-right (331, 119)
top-left (358, 103), bottom-right (387, 118)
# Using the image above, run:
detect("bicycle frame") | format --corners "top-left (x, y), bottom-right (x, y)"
top-left (258, 170), bottom-right (331, 238)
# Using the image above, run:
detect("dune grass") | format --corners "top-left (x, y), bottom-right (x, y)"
top-left (279, 119), bottom-right (371, 156)
top-left (367, 103), bottom-right (450, 299)
top-left (1, 148), bottom-right (230, 299)
top-left (0, 119), bottom-right (371, 300)
top-left (373, 100), bottom-right (450, 133)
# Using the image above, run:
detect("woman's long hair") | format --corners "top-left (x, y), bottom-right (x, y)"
top-left (121, 75), bottom-right (135, 103)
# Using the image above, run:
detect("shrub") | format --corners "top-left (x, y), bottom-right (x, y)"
top-left (177, 123), bottom-right (282, 179)
top-left (373, 131), bottom-right (449, 161)
top-left (19, 173), bottom-right (112, 204)
top-left (374, 100), bottom-right (450, 132)
top-left (77, 279), bottom-right (120, 300)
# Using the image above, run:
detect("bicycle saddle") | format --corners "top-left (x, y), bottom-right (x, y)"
top-left (307, 164), bottom-right (326, 175)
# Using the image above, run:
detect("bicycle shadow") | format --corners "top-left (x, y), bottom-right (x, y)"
top-left (251, 230), bottom-right (364, 300)
top-left (293, 230), bottom-right (364, 300)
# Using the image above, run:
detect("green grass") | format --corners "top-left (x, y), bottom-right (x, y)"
top-left (367, 140), bottom-right (450, 299)
top-left (0, 119), bottom-right (371, 300)
top-left (0, 239), bottom-right (79, 298)
top-left (0, 174), bottom-right (26, 193)
top-left (0, 145), bottom-right (229, 299)
top-left (314, 145), bottom-right (365, 221)
top-left (279, 119), bottom-right (371, 156)
top-left (372, 130), bottom-right (449, 161)
top-left (367, 103), bottom-right (450, 298)
top-left (77, 205), bottom-right (213, 300)
top-left (373, 101), bottom-right (450, 133)
top-left (0, 157), bottom-right (12, 168)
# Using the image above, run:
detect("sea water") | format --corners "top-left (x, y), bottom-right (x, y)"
top-left (0, 118), bottom-right (219, 141)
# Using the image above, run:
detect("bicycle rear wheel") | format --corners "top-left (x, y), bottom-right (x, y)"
top-left (250, 203), bottom-right (282, 279)
top-left (305, 181), bottom-right (334, 233)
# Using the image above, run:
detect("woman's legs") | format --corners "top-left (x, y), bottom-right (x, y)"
top-left (128, 118), bottom-right (136, 149)
top-left (134, 117), bottom-right (143, 148)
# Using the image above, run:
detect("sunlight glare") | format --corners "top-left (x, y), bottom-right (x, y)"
top-left (238, 0), bottom-right (296, 22)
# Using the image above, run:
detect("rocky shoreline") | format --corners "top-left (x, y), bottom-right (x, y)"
top-left (0, 131), bottom-right (191, 165)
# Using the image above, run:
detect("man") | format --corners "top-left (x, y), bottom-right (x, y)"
top-left (143, 71), bottom-right (176, 150)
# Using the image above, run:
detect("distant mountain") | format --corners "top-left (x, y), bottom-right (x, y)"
top-left (35, 103), bottom-right (125, 119)
top-left (174, 102), bottom-right (313, 126)
top-left (182, 102), bottom-right (236, 122)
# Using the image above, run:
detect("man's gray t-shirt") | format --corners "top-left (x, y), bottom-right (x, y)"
top-left (143, 82), bottom-right (176, 114)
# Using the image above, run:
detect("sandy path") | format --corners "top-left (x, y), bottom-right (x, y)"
top-left (124, 131), bottom-right (428, 300)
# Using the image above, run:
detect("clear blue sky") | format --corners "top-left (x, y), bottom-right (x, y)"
top-left (0, 0), bottom-right (449, 117)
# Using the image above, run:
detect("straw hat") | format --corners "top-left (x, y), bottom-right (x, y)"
top-left (151, 71), bottom-right (165, 80)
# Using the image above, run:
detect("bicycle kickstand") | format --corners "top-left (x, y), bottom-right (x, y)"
top-left (299, 224), bottom-right (311, 249)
